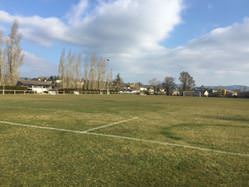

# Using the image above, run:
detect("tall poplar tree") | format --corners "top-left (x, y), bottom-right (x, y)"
top-left (0, 31), bottom-right (3, 85)
top-left (6, 20), bottom-right (24, 85)
top-left (58, 49), bottom-right (65, 88)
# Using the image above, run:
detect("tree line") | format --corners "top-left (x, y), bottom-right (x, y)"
top-left (0, 20), bottom-right (133, 92)
top-left (149, 71), bottom-right (196, 95)
top-left (0, 20), bottom-right (195, 94)
top-left (57, 45), bottom-right (195, 94)
top-left (0, 21), bottom-right (24, 86)
top-left (58, 50), bottom-right (113, 90)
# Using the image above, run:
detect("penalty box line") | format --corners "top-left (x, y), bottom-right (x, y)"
top-left (83, 117), bottom-right (139, 133)
top-left (0, 117), bottom-right (138, 135)
top-left (0, 120), bottom-right (249, 158)
top-left (87, 132), bottom-right (249, 158)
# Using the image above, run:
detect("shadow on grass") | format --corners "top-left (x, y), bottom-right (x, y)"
top-left (161, 122), bottom-right (249, 141)
top-left (203, 115), bottom-right (249, 123)
top-left (161, 127), bottom-right (183, 140)
top-left (161, 122), bottom-right (249, 152)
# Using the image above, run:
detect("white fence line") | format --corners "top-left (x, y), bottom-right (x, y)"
top-left (0, 90), bottom-right (119, 95)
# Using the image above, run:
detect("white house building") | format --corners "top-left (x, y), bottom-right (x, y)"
top-left (17, 80), bottom-right (52, 94)
top-left (204, 90), bottom-right (209, 97)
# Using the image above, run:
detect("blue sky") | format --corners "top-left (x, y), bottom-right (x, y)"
top-left (0, 0), bottom-right (249, 85)
top-left (166, 0), bottom-right (249, 47)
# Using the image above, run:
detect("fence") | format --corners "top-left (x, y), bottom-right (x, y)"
top-left (1, 89), bottom-right (119, 95)
top-left (1, 90), bottom-right (33, 95)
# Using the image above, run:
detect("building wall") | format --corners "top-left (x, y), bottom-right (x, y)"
top-left (31, 86), bottom-right (51, 94)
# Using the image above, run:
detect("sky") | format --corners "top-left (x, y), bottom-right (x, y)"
top-left (0, 0), bottom-right (249, 86)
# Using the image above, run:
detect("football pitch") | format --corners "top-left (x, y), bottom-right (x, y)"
top-left (0, 95), bottom-right (248, 186)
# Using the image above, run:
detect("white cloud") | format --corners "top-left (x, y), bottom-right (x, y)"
top-left (75, 0), bottom-right (182, 52)
top-left (67, 0), bottom-right (89, 25)
top-left (0, 10), bottom-right (68, 46)
top-left (0, 0), bottom-right (183, 50)
top-left (118, 18), bottom-right (249, 85)
top-left (0, 0), bottom-right (249, 85)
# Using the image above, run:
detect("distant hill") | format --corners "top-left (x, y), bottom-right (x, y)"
top-left (206, 85), bottom-right (249, 92)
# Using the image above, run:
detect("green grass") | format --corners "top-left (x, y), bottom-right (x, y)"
top-left (0, 95), bottom-right (249, 186)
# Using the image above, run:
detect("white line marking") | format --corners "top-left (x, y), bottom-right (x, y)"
top-left (87, 132), bottom-right (249, 158)
top-left (83, 117), bottom-right (139, 133)
top-left (0, 120), bottom-right (248, 158)
top-left (0, 121), bottom-right (87, 134)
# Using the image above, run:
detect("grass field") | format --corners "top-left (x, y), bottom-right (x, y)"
top-left (0, 95), bottom-right (248, 186)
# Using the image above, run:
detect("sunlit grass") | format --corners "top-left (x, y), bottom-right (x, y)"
top-left (0, 95), bottom-right (248, 186)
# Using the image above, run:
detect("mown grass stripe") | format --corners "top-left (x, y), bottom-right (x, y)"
top-left (87, 132), bottom-right (249, 158)
top-left (0, 120), bottom-right (248, 158)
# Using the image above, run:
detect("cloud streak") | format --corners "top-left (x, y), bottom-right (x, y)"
top-left (0, 10), bottom-right (68, 46)
top-left (0, 0), bottom-right (183, 50)
top-left (0, 0), bottom-right (248, 85)
top-left (21, 52), bottom-right (57, 77)
top-left (120, 18), bottom-right (249, 85)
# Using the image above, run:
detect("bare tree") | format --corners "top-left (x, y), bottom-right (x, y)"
top-left (58, 51), bottom-right (112, 91)
top-left (75, 53), bottom-right (82, 89)
top-left (164, 76), bottom-right (176, 95)
top-left (113, 73), bottom-right (123, 91)
top-left (59, 50), bottom-right (83, 89)
top-left (96, 58), bottom-right (102, 90)
top-left (68, 51), bottom-right (76, 88)
top-left (89, 54), bottom-right (97, 90)
top-left (106, 68), bottom-right (113, 91)
top-left (148, 78), bottom-right (160, 93)
top-left (58, 49), bottom-right (65, 88)
top-left (179, 71), bottom-right (195, 93)
top-left (0, 31), bottom-right (3, 85)
top-left (6, 20), bottom-right (24, 85)
top-left (97, 57), bottom-right (108, 90)
top-left (63, 50), bottom-right (71, 88)
top-left (84, 61), bottom-right (89, 90)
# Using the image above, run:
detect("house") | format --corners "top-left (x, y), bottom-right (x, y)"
top-left (148, 87), bottom-right (155, 95)
top-left (17, 80), bottom-right (52, 94)
top-left (140, 87), bottom-right (147, 92)
top-left (172, 88), bottom-right (180, 96)
top-left (204, 90), bottom-right (209, 97)
top-left (159, 88), bottom-right (166, 95)
top-left (238, 91), bottom-right (249, 98)
top-left (225, 90), bottom-right (238, 97)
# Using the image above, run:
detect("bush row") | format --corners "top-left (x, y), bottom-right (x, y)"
top-left (0, 86), bottom-right (28, 90)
